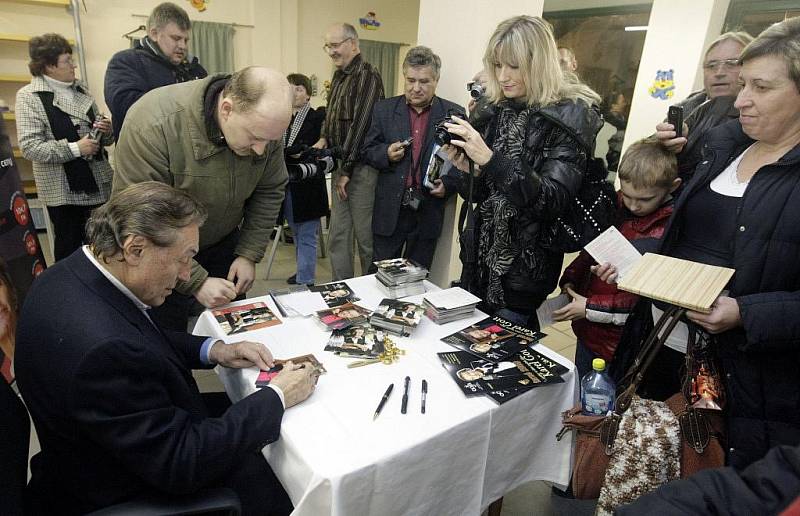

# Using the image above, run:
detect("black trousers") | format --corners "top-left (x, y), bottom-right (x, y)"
top-left (150, 230), bottom-right (241, 332)
top-left (200, 392), bottom-right (293, 516)
top-left (0, 380), bottom-right (29, 516)
top-left (46, 204), bottom-right (101, 262)
top-left (372, 205), bottom-right (438, 271)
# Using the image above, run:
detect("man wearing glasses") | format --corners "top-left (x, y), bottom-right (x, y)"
top-left (656, 31), bottom-right (754, 183)
top-left (314, 23), bottom-right (384, 280)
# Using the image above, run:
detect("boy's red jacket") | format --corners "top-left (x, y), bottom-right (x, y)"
top-left (559, 194), bottom-right (674, 360)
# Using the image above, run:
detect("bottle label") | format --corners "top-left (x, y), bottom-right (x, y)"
top-left (583, 393), bottom-right (611, 415)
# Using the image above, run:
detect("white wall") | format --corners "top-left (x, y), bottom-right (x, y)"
top-left (620, 0), bottom-right (730, 159)
top-left (297, 0), bottom-right (420, 107)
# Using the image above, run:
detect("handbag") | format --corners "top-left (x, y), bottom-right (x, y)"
top-left (558, 306), bottom-right (725, 500)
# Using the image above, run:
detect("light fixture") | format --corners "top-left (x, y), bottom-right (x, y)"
top-left (624, 26), bottom-right (648, 31)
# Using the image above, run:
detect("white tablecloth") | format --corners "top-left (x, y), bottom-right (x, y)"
top-left (193, 275), bottom-right (577, 516)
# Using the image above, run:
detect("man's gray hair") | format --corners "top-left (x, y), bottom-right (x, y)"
top-left (403, 46), bottom-right (442, 79)
top-left (147, 2), bottom-right (191, 32)
top-left (739, 17), bottom-right (800, 92)
top-left (341, 23), bottom-right (359, 42)
top-left (86, 182), bottom-right (207, 260)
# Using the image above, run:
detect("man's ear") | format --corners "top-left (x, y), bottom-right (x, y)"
top-left (121, 235), bottom-right (147, 264)
top-left (669, 177), bottom-right (682, 193)
top-left (219, 98), bottom-right (234, 122)
top-left (148, 27), bottom-right (159, 41)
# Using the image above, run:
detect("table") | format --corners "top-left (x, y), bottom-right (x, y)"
top-left (193, 275), bottom-right (577, 516)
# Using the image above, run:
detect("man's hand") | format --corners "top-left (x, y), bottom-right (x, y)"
top-left (77, 134), bottom-right (100, 156)
top-left (336, 174), bottom-right (350, 201)
top-left (312, 137), bottom-right (328, 150)
top-left (686, 296), bottom-right (742, 334)
top-left (195, 277), bottom-right (237, 308)
top-left (227, 256), bottom-right (255, 295)
top-left (270, 360), bottom-right (318, 408)
top-left (387, 141), bottom-right (406, 162)
top-left (552, 287), bottom-right (587, 322)
top-left (430, 179), bottom-right (446, 198)
top-left (655, 121), bottom-right (689, 154)
top-left (210, 340), bottom-right (274, 370)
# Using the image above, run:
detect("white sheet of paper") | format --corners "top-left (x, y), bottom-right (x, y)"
top-left (423, 286), bottom-right (482, 309)
top-left (583, 226), bottom-right (642, 280)
top-left (536, 293), bottom-right (570, 328)
top-left (278, 291), bottom-right (328, 316)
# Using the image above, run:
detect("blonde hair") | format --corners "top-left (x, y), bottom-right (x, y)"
top-left (483, 15), bottom-right (600, 107)
top-left (618, 137), bottom-right (678, 189)
top-left (704, 31), bottom-right (755, 60)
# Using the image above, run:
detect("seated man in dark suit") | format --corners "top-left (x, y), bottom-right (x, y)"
top-left (362, 45), bottom-right (464, 269)
top-left (15, 182), bottom-right (317, 516)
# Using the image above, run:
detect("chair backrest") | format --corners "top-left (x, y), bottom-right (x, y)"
top-left (0, 380), bottom-right (30, 516)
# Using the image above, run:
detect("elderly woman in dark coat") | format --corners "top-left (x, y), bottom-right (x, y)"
top-left (604, 17), bottom-right (800, 473)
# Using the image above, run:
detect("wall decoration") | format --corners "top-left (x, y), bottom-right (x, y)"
top-left (359, 12), bottom-right (380, 30)
top-left (648, 69), bottom-right (675, 100)
top-left (188, 0), bottom-right (209, 12)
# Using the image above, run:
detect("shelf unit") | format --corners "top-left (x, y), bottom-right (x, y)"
top-left (5, 0), bottom-right (69, 7)
top-left (0, 32), bottom-right (74, 44)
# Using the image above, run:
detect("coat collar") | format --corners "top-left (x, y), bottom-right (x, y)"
top-left (62, 250), bottom-right (162, 340)
top-left (186, 75), bottom-right (230, 161)
top-left (29, 75), bottom-right (93, 122)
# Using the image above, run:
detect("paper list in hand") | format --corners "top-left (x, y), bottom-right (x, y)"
top-left (583, 226), bottom-right (642, 280)
top-left (536, 293), bottom-right (570, 329)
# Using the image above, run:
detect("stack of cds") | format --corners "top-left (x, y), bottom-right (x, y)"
top-left (369, 298), bottom-right (425, 336)
top-left (374, 258), bottom-right (428, 298)
top-left (422, 287), bottom-right (482, 324)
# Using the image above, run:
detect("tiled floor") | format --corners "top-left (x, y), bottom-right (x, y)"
top-left (32, 232), bottom-right (589, 515)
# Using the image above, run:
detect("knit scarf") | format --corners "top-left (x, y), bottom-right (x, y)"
top-left (479, 102), bottom-right (532, 307)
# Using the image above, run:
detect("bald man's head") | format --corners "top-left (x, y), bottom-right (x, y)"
top-left (218, 67), bottom-right (292, 156)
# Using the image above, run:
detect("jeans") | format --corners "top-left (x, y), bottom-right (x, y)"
top-left (493, 307), bottom-right (540, 331)
top-left (284, 191), bottom-right (320, 285)
top-left (574, 339), bottom-right (602, 382)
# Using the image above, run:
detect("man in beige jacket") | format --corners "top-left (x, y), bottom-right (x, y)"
top-left (113, 66), bottom-right (292, 330)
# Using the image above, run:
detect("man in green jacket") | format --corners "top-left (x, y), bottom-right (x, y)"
top-left (113, 66), bottom-right (292, 330)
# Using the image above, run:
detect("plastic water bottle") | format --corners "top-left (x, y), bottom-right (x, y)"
top-left (581, 358), bottom-right (616, 415)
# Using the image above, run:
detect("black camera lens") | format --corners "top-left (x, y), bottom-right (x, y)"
top-left (433, 110), bottom-right (467, 146)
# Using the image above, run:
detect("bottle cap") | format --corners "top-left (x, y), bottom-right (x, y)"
top-left (592, 358), bottom-right (606, 371)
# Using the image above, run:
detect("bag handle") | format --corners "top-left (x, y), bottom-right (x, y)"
top-left (599, 305), bottom-right (686, 454)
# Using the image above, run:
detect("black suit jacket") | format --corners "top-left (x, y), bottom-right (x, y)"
top-left (362, 95), bottom-right (464, 238)
top-left (15, 250), bottom-right (283, 514)
top-left (286, 107), bottom-right (329, 222)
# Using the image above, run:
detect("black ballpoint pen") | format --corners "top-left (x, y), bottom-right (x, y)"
top-left (421, 379), bottom-right (427, 414)
top-left (401, 376), bottom-right (410, 414)
top-left (373, 383), bottom-right (394, 421)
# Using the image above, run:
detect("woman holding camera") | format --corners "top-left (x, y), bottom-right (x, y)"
top-left (444, 15), bottom-right (602, 328)
top-left (16, 33), bottom-right (113, 261)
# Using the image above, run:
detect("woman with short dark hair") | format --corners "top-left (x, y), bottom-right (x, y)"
top-left (16, 33), bottom-right (113, 261)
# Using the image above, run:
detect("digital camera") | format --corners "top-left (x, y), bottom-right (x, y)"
top-left (433, 110), bottom-right (467, 146)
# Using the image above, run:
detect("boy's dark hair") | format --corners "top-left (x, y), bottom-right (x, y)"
top-left (618, 137), bottom-right (678, 189)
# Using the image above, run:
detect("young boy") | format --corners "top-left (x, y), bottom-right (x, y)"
top-left (553, 137), bottom-right (681, 380)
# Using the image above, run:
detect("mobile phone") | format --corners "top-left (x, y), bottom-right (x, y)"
top-left (400, 137), bottom-right (414, 148)
top-left (667, 105), bottom-right (684, 138)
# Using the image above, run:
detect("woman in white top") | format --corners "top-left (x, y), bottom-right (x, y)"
top-left (16, 33), bottom-right (113, 261)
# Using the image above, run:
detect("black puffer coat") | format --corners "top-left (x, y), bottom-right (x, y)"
top-left (457, 99), bottom-right (602, 315)
top-left (659, 119), bottom-right (800, 470)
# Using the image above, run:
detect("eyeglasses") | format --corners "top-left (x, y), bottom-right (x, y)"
top-left (323, 38), bottom-right (352, 52)
top-left (703, 59), bottom-right (740, 71)
top-left (57, 56), bottom-right (75, 67)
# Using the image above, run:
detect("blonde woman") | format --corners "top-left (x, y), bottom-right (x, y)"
top-left (444, 15), bottom-right (602, 329)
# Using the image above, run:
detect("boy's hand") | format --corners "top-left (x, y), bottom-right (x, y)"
top-left (591, 262), bottom-right (619, 284)
top-left (552, 287), bottom-right (587, 322)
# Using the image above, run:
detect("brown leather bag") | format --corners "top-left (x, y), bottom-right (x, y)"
top-left (558, 306), bottom-right (726, 500)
